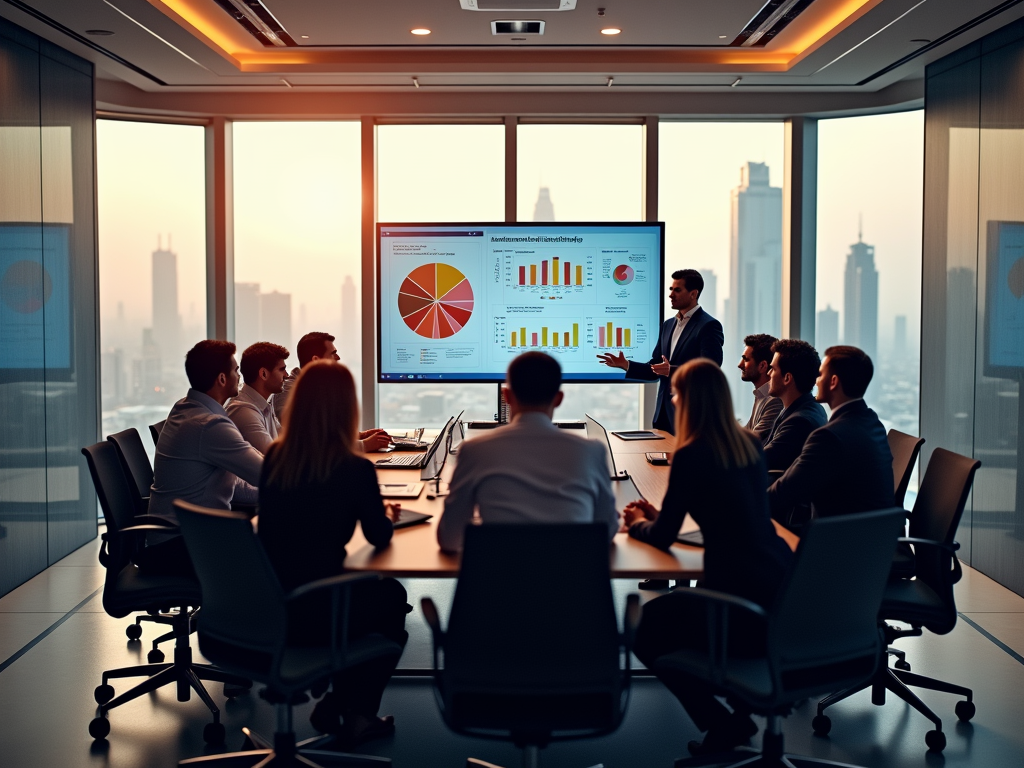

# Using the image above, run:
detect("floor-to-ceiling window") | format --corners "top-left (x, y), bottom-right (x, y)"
top-left (659, 122), bottom-right (786, 418)
top-left (376, 124), bottom-right (505, 428)
top-left (232, 121), bottom-right (362, 399)
top-left (817, 111), bottom-right (924, 443)
top-left (96, 119), bottom-right (207, 458)
top-left (517, 123), bottom-right (645, 428)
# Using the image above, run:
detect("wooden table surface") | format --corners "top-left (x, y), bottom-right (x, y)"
top-left (345, 427), bottom-right (798, 578)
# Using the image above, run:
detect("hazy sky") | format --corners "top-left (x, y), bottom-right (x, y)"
top-left (97, 113), bottom-right (923, 354)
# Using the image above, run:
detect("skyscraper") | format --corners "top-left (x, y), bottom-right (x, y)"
top-left (151, 241), bottom-right (181, 367)
top-left (728, 162), bottom-right (782, 340)
top-left (700, 269), bottom-right (718, 319)
top-left (235, 282), bottom-right (261, 353)
top-left (842, 228), bottom-right (879, 363)
top-left (533, 187), bottom-right (555, 221)
top-left (260, 290), bottom-right (292, 349)
top-left (817, 305), bottom-right (840, 351)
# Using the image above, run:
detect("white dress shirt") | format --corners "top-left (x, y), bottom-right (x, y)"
top-left (437, 411), bottom-right (620, 552)
top-left (226, 383), bottom-right (280, 454)
top-left (669, 304), bottom-right (701, 359)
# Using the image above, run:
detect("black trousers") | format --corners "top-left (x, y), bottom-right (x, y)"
top-left (134, 535), bottom-right (196, 579)
top-left (633, 590), bottom-right (763, 733)
top-left (291, 577), bottom-right (409, 719)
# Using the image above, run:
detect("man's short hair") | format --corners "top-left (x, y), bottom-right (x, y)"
top-left (240, 342), bottom-right (290, 385)
top-left (671, 268), bottom-right (704, 297)
top-left (743, 333), bottom-right (778, 367)
top-left (297, 332), bottom-right (335, 367)
top-left (770, 339), bottom-right (820, 395)
top-left (507, 352), bottom-right (561, 407)
top-left (823, 345), bottom-right (874, 398)
top-left (185, 340), bottom-right (236, 392)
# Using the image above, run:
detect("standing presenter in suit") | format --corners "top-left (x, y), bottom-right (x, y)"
top-left (597, 268), bottom-right (724, 433)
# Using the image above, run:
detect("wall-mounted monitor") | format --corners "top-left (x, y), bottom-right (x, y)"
top-left (985, 221), bottom-right (1024, 380)
top-left (378, 222), bottom-right (665, 383)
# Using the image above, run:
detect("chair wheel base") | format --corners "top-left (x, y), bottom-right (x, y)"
top-left (894, 660), bottom-right (911, 671)
top-left (148, 649), bottom-right (165, 663)
top-left (955, 700), bottom-right (976, 721)
top-left (94, 684), bottom-right (115, 704)
top-left (125, 624), bottom-right (142, 641)
top-left (925, 729), bottom-right (946, 752)
top-left (812, 714), bottom-right (832, 736)
top-left (203, 721), bottom-right (226, 745)
top-left (89, 716), bottom-right (110, 740)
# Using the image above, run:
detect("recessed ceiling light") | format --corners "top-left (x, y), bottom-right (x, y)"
top-left (601, 27), bottom-right (621, 36)
top-left (719, 35), bottom-right (728, 39)
top-left (301, 35), bottom-right (309, 39)
top-left (411, 28), bottom-right (431, 36)
top-left (86, 29), bottom-right (115, 36)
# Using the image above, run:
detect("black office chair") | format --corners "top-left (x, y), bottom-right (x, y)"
top-left (83, 442), bottom-right (250, 744)
top-left (656, 507), bottom-right (906, 768)
top-left (150, 419), bottom-right (166, 448)
top-left (108, 428), bottom-right (154, 517)
top-left (173, 500), bottom-right (402, 767)
top-left (814, 448), bottom-right (981, 752)
top-left (422, 523), bottom-right (638, 768)
top-left (888, 429), bottom-right (925, 509)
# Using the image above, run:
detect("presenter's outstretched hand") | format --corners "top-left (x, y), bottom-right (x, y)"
top-left (360, 428), bottom-right (393, 453)
top-left (596, 351), bottom-right (629, 371)
top-left (622, 499), bottom-right (659, 527)
top-left (650, 355), bottom-right (671, 377)
top-left (385, 503), bottom-right (402, 523)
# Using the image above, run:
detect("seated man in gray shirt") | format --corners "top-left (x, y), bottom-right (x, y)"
top-left (226, 341), bottom-right (290, 454)
top-left (437, 352), bottom-right (619, 553)
top-left (738, 333), bottom-right (782, 443)
top-left (141, 340), bottom-right (263, 577)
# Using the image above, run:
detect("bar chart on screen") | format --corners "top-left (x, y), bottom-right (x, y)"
top-left (504, 251), bottom-right (595, 299)
top-left (591, 318), bottom-right (648, 350)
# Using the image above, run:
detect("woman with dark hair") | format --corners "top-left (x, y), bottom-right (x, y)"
top-left (257, 360), bottom-right (408, 747)
top-left (624, 358), bottom-right (793, 756)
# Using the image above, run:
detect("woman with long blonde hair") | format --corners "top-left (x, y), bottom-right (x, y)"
top-left (623, 358), bottom-right (793, 756)
top-left (257, 360), bottom-right (407, 748)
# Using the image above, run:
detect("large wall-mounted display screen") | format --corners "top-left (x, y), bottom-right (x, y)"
top-left (378, 222), bottom-right (665, 382)
top-left (985, 221), bottom-right (1024, 379)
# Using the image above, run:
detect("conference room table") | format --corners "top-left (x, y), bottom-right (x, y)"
top-left (344, 425), bottom-right (799, 579)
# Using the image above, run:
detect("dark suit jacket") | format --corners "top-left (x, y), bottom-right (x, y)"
top-left (762, 393), bottom-right (827, 472)
top-left (767, 399), bottom-right (895, 520)
top-left (624, 306), bottom-right (724, 432)
top-left (629, 439), bottom-right (793, 611)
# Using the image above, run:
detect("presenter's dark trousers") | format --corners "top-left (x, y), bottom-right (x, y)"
top-left (633, 590), bottom-right (763, 733)
top-left (292, 577), bottom-right (409, 718)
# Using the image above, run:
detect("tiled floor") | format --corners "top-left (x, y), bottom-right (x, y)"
top-left (1, 536), bottom-right (1023, 767)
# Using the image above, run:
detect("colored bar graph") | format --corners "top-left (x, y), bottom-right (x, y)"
top-left (552, 335), bottom-right (558, 347)
top-left (616, 327), bottom-right (623, 346)
top-left (606, 322), bottom-right (614, 346)
top-left (625, 329), bottom-right (631, 347)
top-left (597, 323), bottom-right (635, 348)
top-left (530, 264), bottom-right (537, 285)
top-left (541, 327), bottom-right (548, 346)
top-left (552, 257), bottom-right (560, 285)
top-left (564, 332), bottom-right (570, 346)
top-left (520, 328), bottom-right (526, 346)
top-left (532, 332), bottom-right (538, 346)
top-left (575, 265), bottom-right (582, 286)
top-left (598, 326), bottom-right (605, 347)
top-left (572, 325), bottom-right (578, 346)
top-left (511, 333), bottom-right (517, 347)
top-left (541, 261), bottom-right (548, 285)
top-left (518, 266), bottom-right (526, 285)
top-left (564, 262), bottom-right (570, 285)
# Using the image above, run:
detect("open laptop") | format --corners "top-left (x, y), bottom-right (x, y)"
top-left (420, 410), bottom-right (464, 481)
top-left (374, 414), bottom-right (457, 469)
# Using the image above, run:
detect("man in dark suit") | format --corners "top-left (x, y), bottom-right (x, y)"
top-left (762, 339), bottom-right (827, 472)
top-left (768, 345), bottom-right (895, 523)
top-left (597, 269), bottom-right (724, 433)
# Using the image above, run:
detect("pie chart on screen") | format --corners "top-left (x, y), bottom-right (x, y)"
top-left (613, 264), bottom-right (634, 285)
top-left (398, 263), bottom-right (474, 339)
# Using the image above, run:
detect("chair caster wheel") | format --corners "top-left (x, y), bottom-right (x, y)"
top-left (812, 715), bottom-right (832, 736)
top-left (925, 730), bottom-right (946, 752)
top-left (125, 624), bottom-right (142, 641)
top-left (203, 722), bottom-right (226, 745)
top-left (894, 659), bottom-right (911, 671)
top-left (955, 701), bottom-right (976, 721)
top-left (89, 716), bottom-right (111, 740)
top-left (224, 683), bottom-right (250, 698)
top-left (94, 684), bottom-right (115, 704)
top-left (148, 649), bottom-right (165, 663)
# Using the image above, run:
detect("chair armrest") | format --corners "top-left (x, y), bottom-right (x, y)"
top-left (121, 524), bottom-right (185, 534)
top-left (285, 572), bottom-right (381, 669)
top-left (898, 537), bottom-right (959, 553)
top-left (659, 587), bottom-right (767, 685)
top-left (132, 515), bottom-right (179, 530)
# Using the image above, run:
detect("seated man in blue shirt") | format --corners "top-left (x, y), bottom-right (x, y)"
top-left (437, 352), bottom-right (619, 552)
top-left (141, 340), bottom-right (263, 577)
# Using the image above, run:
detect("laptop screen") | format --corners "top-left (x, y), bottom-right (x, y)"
top-left (584, 413), bottom-right (619, 479)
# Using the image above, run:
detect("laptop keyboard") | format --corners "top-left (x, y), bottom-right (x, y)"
top-left (376, 454), bottom-right (424, 467)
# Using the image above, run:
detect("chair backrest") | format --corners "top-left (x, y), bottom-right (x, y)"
top-left (441, 523), bottom-right (623, 737)
top-left (768, 508), bottom-right (906, 701)
top-left (82, 441), bottom-right (141, 538)
top-left (909, 448), bottom-right (980, 614)
top-left (107, 428), bottom-right (153, 516)
top-left (174, 500), bottom-right (287, 675)
top-left (149, 420), bottom-right (165, 448)
top-left (888, 429), bottom-right (924, 507)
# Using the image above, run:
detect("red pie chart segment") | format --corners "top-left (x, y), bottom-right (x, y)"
top-left (399, 263), bottom-right (474, 339)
